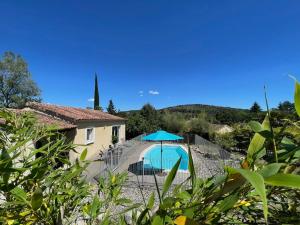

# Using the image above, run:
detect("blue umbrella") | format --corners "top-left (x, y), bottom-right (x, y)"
top-left (142, 130), bottom-right (183, 172)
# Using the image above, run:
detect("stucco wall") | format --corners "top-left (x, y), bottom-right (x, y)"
top-left (68, 121), bottom-right (126, 162)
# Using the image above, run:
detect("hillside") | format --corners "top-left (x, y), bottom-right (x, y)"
top-left (122, 104), bottom-right (257, 124)
top-left (161, 104), bottom-right (253, 124)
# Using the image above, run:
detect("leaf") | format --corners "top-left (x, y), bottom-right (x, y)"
top-left (249, 121), bottom-right (263, 133)
top-left (247, 115), bottom-right (270, 163)
top-left (152, 167), bottom-right (162, 204)
top-left (90, 196), bottom-right (100, 218)
top-left (147, 192), bottom-right (155, 209)
top-left (152, 215), bottom-right (164, 225)
top-left (174, 216), bottom-right (198, 225)
top-left (265, 173), bottom-right (300, 188)
top-left (188, 146), bottom-right (196, 187)
top-left (162, 157), bottom-right (181, 198)
top-left (161, 197), bottom-right (176, 209)
top-left (10, 187), bottom-right (27, 203)
top-left (176, 191), bottom-right (191, 200)
top-left (216, 193), bottom-right (239, 212)
top-left (174, 216), bottom-right (187, 225)
top-left (137, 208), bottom-right (149, 224)
top-left (231, 168), bottom-right (268, 222)
top-left (259, 163), bottom-right (283, 178)
top-left (294, 79), bottom-right (300, 117)
top-left (249, 121), bottom-right (272, 139)
top-left (80, 148), bottom-right (88, 161)
top-left (19, 210), bottom-right (31, 217)
top-left (31, 187), bottom-right (43, 211)
top-left (116, 203), bottom-right (142, 215)
top-left (0, 149), bottom-right (12, 184)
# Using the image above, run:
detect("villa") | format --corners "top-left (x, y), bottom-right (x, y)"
top-left (9, 102), bottom-right (126, 162)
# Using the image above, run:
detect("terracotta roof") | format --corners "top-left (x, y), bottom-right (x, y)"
top-left (0, 108), bottom-right (76, 130)
top-left (29, 110), bottom-right (77, 130)
top-left (27, 102), bottom-right (125, 123)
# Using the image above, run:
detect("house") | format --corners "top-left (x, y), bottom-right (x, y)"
top-left (13, 102), bottom-right (126, 162)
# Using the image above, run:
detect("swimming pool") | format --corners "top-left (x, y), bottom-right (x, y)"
top-left (142, 144), bottom-right (188, 171)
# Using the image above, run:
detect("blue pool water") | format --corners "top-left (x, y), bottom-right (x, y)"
top-left (143, 145), bottom-right (188, 171)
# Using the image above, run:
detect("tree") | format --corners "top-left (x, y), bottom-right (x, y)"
top-left (0, 51), bottom-right (40, 108)
top-left (278, 101), bottom-right (294, 113)
top-left (93, 73), bottom-right (102, 110)
top-left (140, 103), bottom-right (160, 132)
top-left (187, 112), bottom-right (211, 138)
top-left (125, 112), bottom-right (147, 139)
top-left (250, 102), bottom-right (261, 113)
top-left (161, 113), bottom-right (185, 133)
top-left (107, 99), bottom-right (117, 115)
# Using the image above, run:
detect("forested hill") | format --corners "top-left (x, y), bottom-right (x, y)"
top-left (163, 104), bottom-right (249, 115)
top-left (122, 104), bottom-right (259, 124)
top-left (160, 104), bottom-right (253, 124)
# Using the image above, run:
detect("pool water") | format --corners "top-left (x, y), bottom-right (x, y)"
top-left (143, 145), bottom-right (188, 171)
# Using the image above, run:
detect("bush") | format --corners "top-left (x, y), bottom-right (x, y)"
top-left (0, 110), bottom-right (134, 224)
top-left (2, 81), bottom-right (300, 224)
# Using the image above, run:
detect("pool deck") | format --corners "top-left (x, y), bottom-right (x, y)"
top-left (111, 142), bottom-right (191, 185)
top-left (90, 139), bottom-right (239, 186)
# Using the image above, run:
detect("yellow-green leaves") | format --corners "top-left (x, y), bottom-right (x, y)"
top-left (31, 187), bottom-right (43, 211)
top-left (230, 168), bottom-right (268, 223)
top-left (294, 79), bottom-right (300, 117)
top-left (265, 173), bottom-right (300, 188)
top-left (188, 146), bottom-right (196, 188)
top-left (147, 192), bottom-right (155, 209)
top-left (80, 148), bottom-right (88, 161)
top-left (162, 157), bottom-right (181, 198)
top-left (259, 163), bottom-right (283, 178)
top-left (10, 187), bottom-right (27, 203)
top-left (174, 215), bottom-right (198, 225)
top-left (247, 115), bottom-right (270, 164)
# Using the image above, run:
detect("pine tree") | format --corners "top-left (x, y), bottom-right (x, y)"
top-left (93, 73), bottom-right (102, 110)
top-left (250, 102), bottom-right (261, 113)
top-left (107, 100), bottom-right (117, 115)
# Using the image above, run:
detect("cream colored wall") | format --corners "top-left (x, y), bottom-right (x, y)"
top-left (68, 121), bottom-right (126, 162)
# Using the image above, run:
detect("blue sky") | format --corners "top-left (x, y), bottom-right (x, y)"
top-left (1, 0), bottom-right (300, 111)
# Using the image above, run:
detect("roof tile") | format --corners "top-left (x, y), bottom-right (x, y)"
top-left (27, 102), bottom-right (125, 123)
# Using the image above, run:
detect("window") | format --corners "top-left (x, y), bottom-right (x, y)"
top-left (112, 126), bottom-right (120, 144)
top-left (86, 127), bottom-right (94, 144)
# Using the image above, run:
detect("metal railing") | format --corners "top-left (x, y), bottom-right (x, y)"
top-left (93, 134), bottom-right (240, 187)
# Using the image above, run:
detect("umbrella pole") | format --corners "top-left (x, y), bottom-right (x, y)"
top-left (161, 141), bottom-right (163, 173)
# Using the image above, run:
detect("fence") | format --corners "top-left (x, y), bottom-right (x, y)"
top-left (94, 134), bottom-right (240, 187)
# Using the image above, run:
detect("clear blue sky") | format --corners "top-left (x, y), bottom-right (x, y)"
top-left (1, 0), bottom-right (300, 111)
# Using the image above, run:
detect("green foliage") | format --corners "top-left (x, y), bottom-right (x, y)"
top-left (94, 73), bottom-right (102, 111)
top-left (0, 110), bottom-right (133, 224)
top-left (130, 80), bottom-right (300, 224)
top-left (2, 80), bottom-right (300, 224)
top-left (107, 99), bottom-right (118, 115)
top-left (212, 123), bottom-right (252, 152)
top-left (125, 111), bottom-right (145, 139)
top-left (250, 101), bottom-right (262, 113)
top-left (161, 113), bottom-right (185, 133)
top-left (112, 135), bottom-right (119, 145)
top-left (0, 51), bottom-right (41, 108)
top-left (278, 100), bottom-right (295, 114)
top-left (125, 104), bottom-right (161, 139)
top-left (213, 132), bottom-right (237, 149)
top-left (186, 113), bottom-right (212, 137)
top-left (162, 104), bottom-right (252, 124)
top-left (294, 79), bottom-right (300, 117)
top-left (140, 103), bottom-right (161, 132)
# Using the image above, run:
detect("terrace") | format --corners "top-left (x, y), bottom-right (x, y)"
top-left (90, 134), bottom-right (240, 187)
